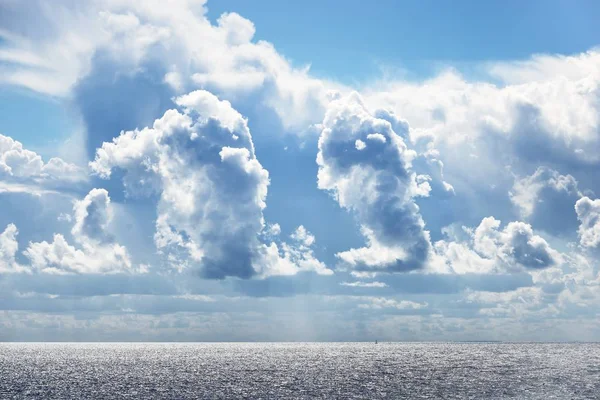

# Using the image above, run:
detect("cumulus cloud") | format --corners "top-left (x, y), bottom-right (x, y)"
top-left (4, 2), bottom-right (598, 256)
top-left (365, 51), bottom-right (600, 168)
top-left (373, 108), bottom-right (454, 198)
top-left (510, 167), bottom-right (581, 235)
top-left (0, 0), bottom-right (336, 134)
top-left (575, 197), bottom-right (600, 249)
top-left (317, 92), bottom-right (432, 272)
top-left (23, 189), bottom-right (134, 274)
top-left (24, 234), bottom-right (132, 275)
top-left (0, 133), bottom-right (86, 188)
top-left (435, 217), bottom-right (561, 274)
top-left (91, 90), bottom-right (327, 278)
top-left (258, 226), bottom-right (332, 277)
top-left (71, 188), bottom-right (113, 243)
top-left (0, 188), bottom-right (134, 275)
top-left (289, 225), bottom-right (315, 247)
top-left (474, 218), bottom-right (561, 270)
top-left (362, 52), bottom-right (600, 238)
top-left (90, 90), bottom-right (265, 278)
top-left (262, 223), bottom-right (281, 238)
top-left (0, 224), bottom-right (29, 273)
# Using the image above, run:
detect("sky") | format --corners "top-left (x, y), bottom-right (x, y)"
top-left (0, 0), bottom-right (599, 341)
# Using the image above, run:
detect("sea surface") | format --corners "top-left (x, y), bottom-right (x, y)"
top-left (0, 342), bottom-right (599, 399)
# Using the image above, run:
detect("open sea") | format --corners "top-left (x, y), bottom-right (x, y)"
top-left (1, 342), bottom-right (599, 399)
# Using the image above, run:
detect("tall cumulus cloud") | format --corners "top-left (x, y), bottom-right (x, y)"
top-left (317, 92), bottom-right (433, 272)
top-left (91, 90), bottom-right (330, 278)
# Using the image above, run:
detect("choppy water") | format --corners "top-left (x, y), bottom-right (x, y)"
top-left (1, 342), bottom-right (599, 399)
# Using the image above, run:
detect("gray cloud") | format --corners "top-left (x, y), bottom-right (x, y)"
top-left (510, 167), bottom-right (581, 236)
top-left (317, 92), bottom-right (432, 272)
top-left (91, 90), bottom-right (330, 279)
top-left (575, 197), bottom-right (600, 249)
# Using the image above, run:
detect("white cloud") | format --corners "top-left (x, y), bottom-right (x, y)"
top-left (358, 298), bottom-right (427, 310)
top-left (263, 223), bottom-right (281, 238)
top-left (432, 239), bottom-right (495, 275)
top-left (24, 234), bottom-right (132, 275)
top-left (354, 139), bottom-right (366, 151)
top-left (555, 253), bottom-right (600, 312)
top-left (475, 218), bottom-right (561, 270)
top-left (91, 90), bottom-right (265, 277)
top-left (575, 197), bottom-right (600, 249)
top-left (487, 50), bottom-right (600, 85)
top-left (0, 224), bottom-right (29, 273)
top-left (72, 188), bottom-right (113, 243)
top-left (0, 0), bottom-right (339, 133)
top-left (340, 281), bottom-right (387, 288)
top-left (317, 92), bottom-right (433, 272)
top-left (289, 225), bottom-right (315, 247)
top-left (464, 287), bottom-right (547, 318)
top-left (22, 189), bottom-right (135, 275)
top-left (360, 54), bottom-right (600, 241)
top-left (2, 0), bottom-right (600, 339)
top-left (435, 217), bottom-right (562, 274)
top-left (91, 90), bottom-right (328, 278)
top-left (367, 56), bottom-right (600, 158)
top-left (350, 271), bottom-right (379, 279)
top-left (0, 133), bottom-right (86, 187)
top-left (258, 226), bottom-right (332, 277)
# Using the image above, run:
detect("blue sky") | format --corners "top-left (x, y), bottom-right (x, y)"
top-left (0, 0), bottom-right (599, 341)
top-left (207, 0), bottom-right (600, 81)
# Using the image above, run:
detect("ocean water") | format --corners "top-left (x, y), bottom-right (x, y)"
top-left (1, 342), bottom-right (599, 399)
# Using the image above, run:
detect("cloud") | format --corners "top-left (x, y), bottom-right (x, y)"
top-left (91, 89), bottom-right (328, 278)
top-left (463, 287), bottom-right (547, 318)
top-left (373, 108), bottom-right (454, 198)
top-left (487, 50), bottom-right (600, 85)
top-left (263, 223), bottom-right (281, 238)
top-left (365, 52), bottom-right (600, 169)
top-left (258, 226), bottom-right (332, 277)
top-left (0, 133), bottom-right (86, 189)
top-left (90, 90), bottom-right (265, 278)
top-left (575, 197), bottom-right (600, 249)
top-left (358, 298), bottom-right (428, 310)
top-left (21, 189), bottom-right (135, 274)
top-left (289, 225), bottom-right (315, 247)
top-left (362, 52), bottom-right (600, 238)
top-left (475, 218), bottom-right (560, 269)
top-left (1, 0), bottom-right (600, 340)
top-left (435, 217), bottom-right (562, 274)
top-left (510, 167), bottom-right (581, 235)
top-left (555, 253), bottom-right (600, 314)
top-left (340, 281), bottom-right (387, 288)
top-left (24, 234), bottom-right (132, 275)
top-left (0, 0), bottom-right (337, 135)
top-left (317, 92), bottom-right (432, 272)
top-left (71, 188), bottom-right (113, 243)
top-left (0, 224), bottom-right (29, 273)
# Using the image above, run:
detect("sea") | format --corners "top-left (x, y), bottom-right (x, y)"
top-left (1, 342), bottom-right (599, 399)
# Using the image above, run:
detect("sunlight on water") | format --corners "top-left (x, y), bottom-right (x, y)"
top-left (1, 342), bottom-right (599, 399)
